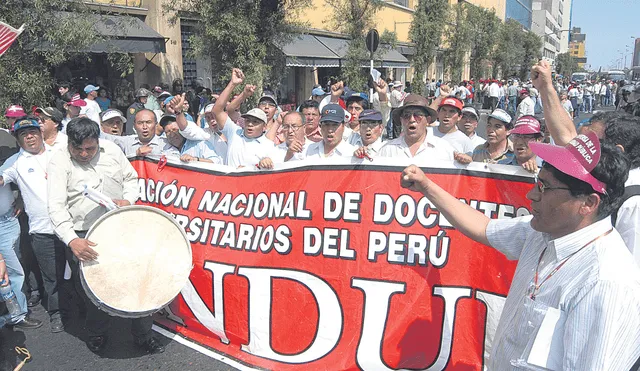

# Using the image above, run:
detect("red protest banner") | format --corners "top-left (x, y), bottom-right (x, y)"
top-left (132, 158), bottom-right (531, 370)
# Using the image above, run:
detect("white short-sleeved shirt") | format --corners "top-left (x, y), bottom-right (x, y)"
top-left (378, 135), bottom-right (455, 162)
top-left (616, 167), bottom-right (640, 267)
top-left (49, 132), bottom-right (68, 152)
top-left (81, 99), bottom-right (102, 124)
top-left (485, 216), bottom-right (640, 370)
top-left (179, 121), bottom-right (228, 161)
top-left (2, 147), bottom-right (55, 234)
top-left (468, 133), bottom-right (486, 148)
top-left (348, 136), bottom-right (384, 157)
top-left (302, 140), bottom-right (356, 160)
top-left (221, 117), bottom-right (275, 168)
top-left (430, 127), bottom-right (475, 154)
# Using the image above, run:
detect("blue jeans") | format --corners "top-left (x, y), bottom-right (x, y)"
top-left (0, 211), bottom-right (28, 327)
top-left (508, 96), bottom-right (517, 114)
top-left (584, 96), bottom-right (592, 112)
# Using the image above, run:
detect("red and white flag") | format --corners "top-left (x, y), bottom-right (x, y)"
top-left (0, 22), bottom-right (25, 57)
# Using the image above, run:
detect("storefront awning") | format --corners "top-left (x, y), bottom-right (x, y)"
top-left (280, 34), bottom-right (410, 68)
top-left (280, 34), bottom-right (341, 67)
top-left (90, 14), bottom-right (166, 54)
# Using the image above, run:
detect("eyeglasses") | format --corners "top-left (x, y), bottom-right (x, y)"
top-left (400, 111), bottom-right (427, 120)
top-left (360, 122), bottom-right (381, 129)
top-left (282, 124), bottom-right (304, 131)
top-left (258, 102), bottom-right (276, 108)
top-left (534, 176), bottom-right (571, 194)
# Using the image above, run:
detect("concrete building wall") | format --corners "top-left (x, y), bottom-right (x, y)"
top-left (559, 0), bottom-right (571, 53)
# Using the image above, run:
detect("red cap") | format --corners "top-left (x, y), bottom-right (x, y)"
top-left (438, 97), bottom-right (463, 111)
top-left (520, 89), bottom-right (529, 95)
top-left (4, 105), bottom-right (26, 118)
top-left (510, 116), bottom-right (541, 135)
top-left (530, 131), bottom-right (607, 194)
top-left (68, 94), bottom-right (87, 107)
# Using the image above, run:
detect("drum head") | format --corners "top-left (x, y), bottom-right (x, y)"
top-left (81, 205), bottom-right (192, 318)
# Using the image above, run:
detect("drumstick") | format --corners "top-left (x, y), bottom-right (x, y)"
top-left (83, 185), bottom-right (119, 211)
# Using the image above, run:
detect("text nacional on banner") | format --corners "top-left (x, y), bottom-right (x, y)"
top-left (131, 157), bottom-right (533, 371)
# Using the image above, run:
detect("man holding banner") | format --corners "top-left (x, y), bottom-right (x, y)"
top-left (400, 62), bottom-right (640, 369)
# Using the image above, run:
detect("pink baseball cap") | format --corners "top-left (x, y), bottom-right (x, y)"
top-left (68, 94), bottom-right (87, 107)
top-left (4, 105), bottom-right (26, 118)
top-left (510, 115), bottom-right (541, 135)
top-left (530, 131), bottom-right (607, 194)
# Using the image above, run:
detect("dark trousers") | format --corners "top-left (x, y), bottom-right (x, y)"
top-left (30, 233), bottom-right (67, 319)
top-left (18, 214), bottom-right (42, 299)
top-left (391, 108), bottom-right (402, 139)
top-left (67, 231), bottom-right (154, 341)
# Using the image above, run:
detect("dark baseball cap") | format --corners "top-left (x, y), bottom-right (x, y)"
top-left (320, 104), bottom-right (345, 123)
top-left (359, 109), bottom-right (383, 122)
top-left (35, 107), bottom-right (64, 123)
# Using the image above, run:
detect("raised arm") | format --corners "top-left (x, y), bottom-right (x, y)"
top-left (227, 84), bottom-right (256, 113)
top-left (401, 165), bottom-right (490, 246)
top-left (531, 60), bottom-right (577, 146)
top-left (167, 94), bottom-right (190, 131)
top-left (213, 68), bottom-right (245, 130)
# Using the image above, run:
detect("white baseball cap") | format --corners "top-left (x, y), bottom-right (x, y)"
top-left (241, 108), bottom-right (268, 124)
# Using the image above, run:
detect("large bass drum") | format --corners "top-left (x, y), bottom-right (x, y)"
top-left (80, 205), bottom-right (192, 318)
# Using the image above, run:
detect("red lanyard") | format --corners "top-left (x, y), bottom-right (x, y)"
top-left (530, 229), bottom-right (613, 300)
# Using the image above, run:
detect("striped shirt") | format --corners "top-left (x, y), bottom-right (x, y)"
top-left (486, 216), bottom-right (640, 370)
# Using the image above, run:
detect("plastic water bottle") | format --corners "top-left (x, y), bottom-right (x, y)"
top-left (0, 279), bottom-right (22, 320)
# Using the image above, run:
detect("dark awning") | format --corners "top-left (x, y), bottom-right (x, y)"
top-left (280, 34), bottom-right (410, 68)
top-left (280, 34), bottom-right (341, 67)
top-left (90, 14), bottom-right (166, 54)
top-left (45, 12), bottom-right (167, 54)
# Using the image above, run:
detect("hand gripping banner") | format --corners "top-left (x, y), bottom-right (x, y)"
top-left (131, 157), bottom-right (533, 370)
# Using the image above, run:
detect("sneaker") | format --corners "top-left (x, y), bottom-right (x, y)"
top-left (50, 317), bottom-right (64, 333)
top-left (13, 316), bottom-right (43, 330)
top-left (135, 337), bottom-right (165, 354)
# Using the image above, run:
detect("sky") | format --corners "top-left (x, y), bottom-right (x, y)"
top-left (571, 0), bottom-right (639, 71)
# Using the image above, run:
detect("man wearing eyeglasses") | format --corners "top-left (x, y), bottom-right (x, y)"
top-left (505, 115), bottom-right (544, 173)
top-left (257, 112), bottom-right (311, 169)
top-left (398, 62), bottom-right (640, 369)
top-left (300, 104), bottom-right (355, 160)
top-left (352, 110), bottom-right (385, 160)
top-left (378, 94), bottom-right (455, 162)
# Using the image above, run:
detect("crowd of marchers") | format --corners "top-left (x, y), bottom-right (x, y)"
top-left (0, 60), bottom-right (640, 369)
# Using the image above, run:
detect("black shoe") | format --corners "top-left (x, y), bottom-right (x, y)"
top-left (135, 337), bottom-right (165, 354)
top-left (86, 335), bottom-right (107, 353)
top-left (50, 317), bottom-right (64, 333)
top-left (27, 294), bottom-right (40, 308)
top-left (14, 316), bottom-right (43, 330)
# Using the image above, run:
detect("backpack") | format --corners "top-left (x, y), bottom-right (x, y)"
top-left (612, 185), bottom-right (640, 225)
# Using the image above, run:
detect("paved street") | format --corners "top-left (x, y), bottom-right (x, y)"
top-left (0, 303), bottom-right (235, 371)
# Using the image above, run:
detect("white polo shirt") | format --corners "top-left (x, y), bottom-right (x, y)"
top-left (1, 146), bottom-right (55, 234)
top-left (302, 140), bottom-right (356, 160)
top-left (221, 117), bottom-right (275, 168)
top-left (49, 132), bottom-right (68, 152)
top-left (378, 134), bottom-right (455, 162)
top-left (271, 139), bottom-right (312, 163)
top-left (179, 121), bottom-right (228, 161)
top-left (430, 127), bottom-right (475, 155)
top-left (348, 135), bottom-right (385, 157)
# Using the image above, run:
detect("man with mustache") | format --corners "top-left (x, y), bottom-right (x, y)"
top-left (471, 108), bottom-right (514, 164)
top-left (257, 112), bottom-right (312, 169)
top-left (0, 117), bottom-right (63, 332)
top-left (378, 94), bottom-right (455, 162)
top-left (99, 109), bottom-right (126, 136)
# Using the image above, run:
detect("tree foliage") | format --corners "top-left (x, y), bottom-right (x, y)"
top-left (555, 52), bottom-right (580, 77)
top-left (165, 0), bottom-right (310, 103)
top-left (325, 0), bottom-right (385, 92)
top-left (492, 19), bottom-right (525, 78)
top-left (467, 5), bottom-right (501, 79)
top-left (409, 0), bottom-right (448, 95)
top-left (443, 2), bottom-right (473, 83)
top-left (0, 0), bottom-right (133, 114)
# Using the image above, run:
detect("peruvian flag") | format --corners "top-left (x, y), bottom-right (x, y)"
top-left (0, 22), bottom-right (25, 57)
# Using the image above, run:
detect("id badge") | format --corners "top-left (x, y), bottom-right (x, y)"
top-left (511, 296), bottom-right (566, 370)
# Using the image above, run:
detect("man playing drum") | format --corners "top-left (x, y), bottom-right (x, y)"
top-left (47, 117), bottom-right (165, 354)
